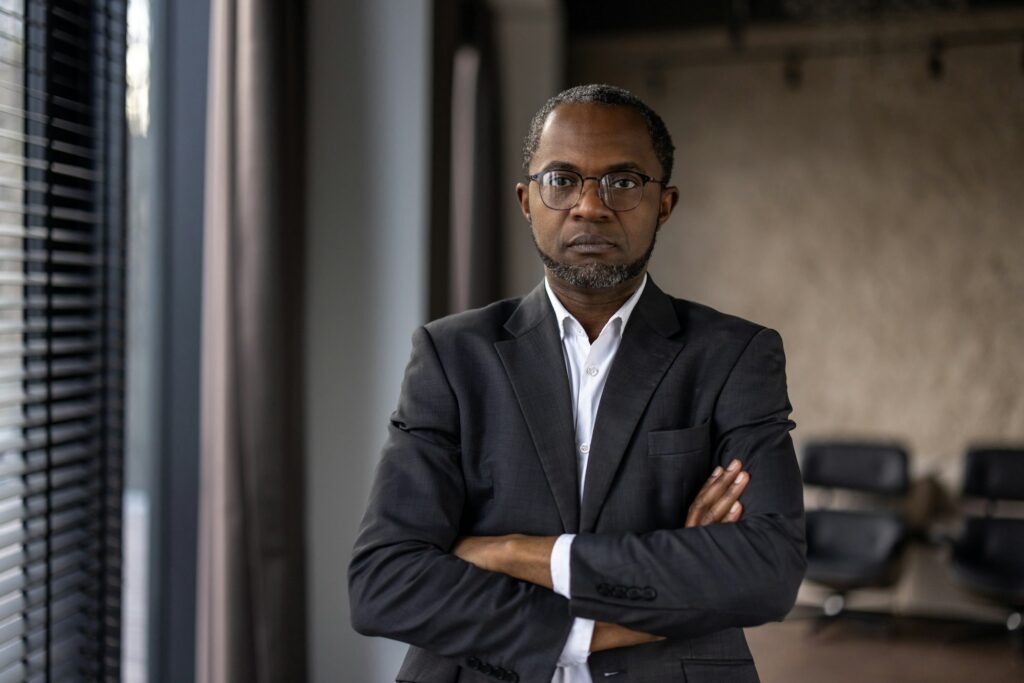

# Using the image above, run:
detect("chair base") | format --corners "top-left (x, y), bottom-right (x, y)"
top-left (944, 616), bottom-right (1024, 657)
top-left (787, 604), bottom-right (1024, 657)
top-left (787, 595), bottom-right (899, 636)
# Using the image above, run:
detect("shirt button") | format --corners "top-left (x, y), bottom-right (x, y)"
top-left (586, 366), bottom-right (598, 377)
top-left (580, 443), bottom-right (590, 454)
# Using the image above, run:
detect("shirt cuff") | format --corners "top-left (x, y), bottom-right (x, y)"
top-left (556, 617), bottom-right (595, 667)
top-left (551, 534), bottom-right (594, 666)
top-left (550, 533), bottom-right (575, 599)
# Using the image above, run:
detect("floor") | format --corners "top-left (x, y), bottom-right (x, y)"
top-left (746, 617), bottom-right (1024, 683)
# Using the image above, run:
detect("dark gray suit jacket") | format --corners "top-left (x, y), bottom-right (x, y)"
top-left (349, 278), bottom-right (806, 683)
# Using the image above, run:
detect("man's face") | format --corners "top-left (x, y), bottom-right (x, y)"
top-left (517, 102), bottom-right (679, 290)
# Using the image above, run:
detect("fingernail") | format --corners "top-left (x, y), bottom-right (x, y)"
top-left (711, 466), bottom-right (723, 478)
top-left (727, 459), bottom-right (741, 471)
top-left (730, 501), bottom-right (741, 514)
top-left (733, 472), bottom-right (747, 485)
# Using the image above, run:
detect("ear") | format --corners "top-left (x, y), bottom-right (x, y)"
top-left (658, 185), bottom-right (680, 226)
top-left (516, 182), bottom-right (531, 223)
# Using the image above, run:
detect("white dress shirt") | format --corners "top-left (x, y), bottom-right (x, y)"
top-left (543, 274), bottom-right (648, 683)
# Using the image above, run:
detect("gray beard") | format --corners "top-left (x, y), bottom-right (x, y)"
top-left (533, 229), bottom-right (657, 289)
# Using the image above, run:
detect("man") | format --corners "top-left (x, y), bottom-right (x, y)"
top-left (349, 84), bottom-right (805, 683)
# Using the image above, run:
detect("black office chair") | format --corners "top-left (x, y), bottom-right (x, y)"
top-left (951, 447), bottom-right (1024, 637)
top-left (801, 441), bottom-right (911, 620)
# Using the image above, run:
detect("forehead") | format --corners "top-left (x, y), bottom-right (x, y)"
top-left (532, 102), bottom-right (659, 173)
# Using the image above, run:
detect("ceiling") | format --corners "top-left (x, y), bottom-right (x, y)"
top-left (564, 0), bottom-right (1024, 36)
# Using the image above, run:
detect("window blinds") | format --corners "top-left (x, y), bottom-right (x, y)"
top-left (0, 0), bottom-right (126, 680)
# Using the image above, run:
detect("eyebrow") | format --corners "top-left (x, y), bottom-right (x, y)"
top-left (539, 160), bottom-right (648, 174)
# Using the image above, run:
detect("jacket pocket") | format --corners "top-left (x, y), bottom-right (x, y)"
top-left (681, 658), bottom-right (759, 683)
top-left (648, 423), bottom-right (710, 457)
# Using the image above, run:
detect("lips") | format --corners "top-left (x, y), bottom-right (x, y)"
top-left (566, 233), bottom-right (616, 254)
top-left (568, 234), bottom-right (613, 246)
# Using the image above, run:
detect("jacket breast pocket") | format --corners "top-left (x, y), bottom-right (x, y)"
top-left (644, 423), bottom-right (712, 522)
top-left (648, 423), bottom-right (710, 458)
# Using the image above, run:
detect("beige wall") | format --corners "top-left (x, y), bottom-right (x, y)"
top-left (568, 12), bottom-right (1024, 619)
top-left (571, 13), bottom-right (1024, 489)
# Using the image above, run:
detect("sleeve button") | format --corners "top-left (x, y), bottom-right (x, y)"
top-left (642, 586), bottom-right (657, 601)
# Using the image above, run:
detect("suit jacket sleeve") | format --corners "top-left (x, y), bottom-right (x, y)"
top-left (568, 327), bottom-right (807, 638)
top-left (348, 326), bottom-right (573, 680)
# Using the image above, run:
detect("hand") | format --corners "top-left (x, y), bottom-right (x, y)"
top-left (591, 621), bottom-right (664, 652)
top-left (451, 535), bottom-right (504, 573)
top-left (685, 459), bottom-right (750, 528)
top-left (452, 534), bottom-right (556, 589)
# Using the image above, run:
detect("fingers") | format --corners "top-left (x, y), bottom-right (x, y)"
top-left (685, 459), bottom-right (750, 528)
top-left (705, 469), bottom-right (749, 523)
top-left (686, 459), bottom-right (742, 526)
top-left (692, 464), bottom-right (725, 500)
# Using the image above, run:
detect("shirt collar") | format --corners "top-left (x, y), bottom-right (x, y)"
top-left (543, 274), bottom-right (648, 342)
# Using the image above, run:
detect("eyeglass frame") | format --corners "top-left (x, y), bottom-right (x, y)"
top-left (526, 169), bottom-right (668, 212)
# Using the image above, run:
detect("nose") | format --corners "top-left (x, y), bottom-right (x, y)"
top-left (570, 177), bottom-right (611, 218)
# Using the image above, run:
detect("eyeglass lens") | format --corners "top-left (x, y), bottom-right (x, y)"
top-left (538, 170), bottom-right (648, 211)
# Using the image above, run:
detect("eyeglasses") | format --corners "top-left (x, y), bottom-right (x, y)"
top-left (527, 169), bottom-right (666, 212)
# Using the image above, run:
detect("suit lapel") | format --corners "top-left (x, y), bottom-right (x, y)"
top-left (495, 283), bottom-right (580, 533)
top-left (580, 280), bottom-right (685, 531)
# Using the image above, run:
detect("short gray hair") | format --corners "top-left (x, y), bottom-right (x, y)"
top-left (522, 84), bottom-right (675, 182)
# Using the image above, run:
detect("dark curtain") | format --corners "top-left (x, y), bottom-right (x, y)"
top-left (197, 0), bottom-right (307, 681)
top-left (449, 4), bottom-right (502, 312)
top-left (438, 2), bottom-right (503, 314)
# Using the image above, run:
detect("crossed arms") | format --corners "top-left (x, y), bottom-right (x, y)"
top-left (348, 325), bottom-right (806, 680)
top-left (451, 459), bottom-right (753, 653)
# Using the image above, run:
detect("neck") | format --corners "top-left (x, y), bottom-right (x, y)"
top-left (546, 270), bottom-right (645, 342)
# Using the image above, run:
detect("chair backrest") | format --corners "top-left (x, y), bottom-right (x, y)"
top-left (962, 448), bottom-right (1024, 501)
top-left (806, 509), bottom-right (906, 562)
top-left (954, 517), bottom-right (1024, 575)
top-left (802, 442), bottom-right (909, 495)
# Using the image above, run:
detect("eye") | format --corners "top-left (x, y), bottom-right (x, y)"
top-left (544, 171), bottom-right (579, 188)
top-left (606, 173), bottom-right (640, 190)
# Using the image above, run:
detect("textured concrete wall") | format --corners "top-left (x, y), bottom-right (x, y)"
top-left (570, 13), bottom-right (1024, 619)
top-left (572, 13), bottom-right (1024, 489)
